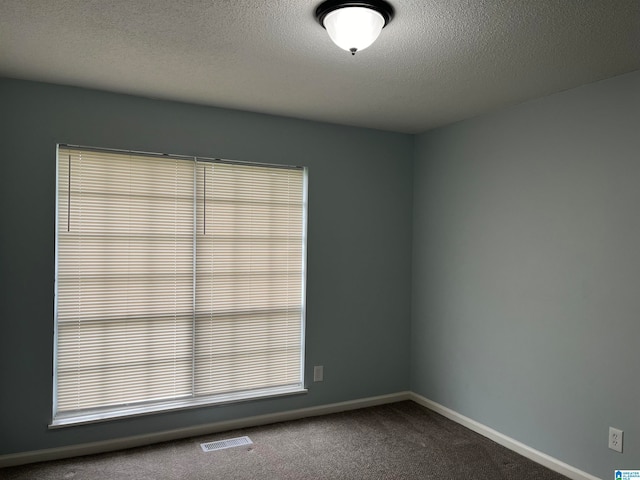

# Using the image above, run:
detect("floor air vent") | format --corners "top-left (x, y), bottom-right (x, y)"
top-left (200, 436), bottom-right (253, 452)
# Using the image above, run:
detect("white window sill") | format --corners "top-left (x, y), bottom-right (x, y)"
top-left (50, 385), bottom-right (307, 429)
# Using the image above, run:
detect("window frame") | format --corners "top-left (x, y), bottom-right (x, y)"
top-left (51, 144), bottom-right (308, 428)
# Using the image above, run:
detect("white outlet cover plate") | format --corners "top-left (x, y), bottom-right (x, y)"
top-left (609, 427), bottom-right (623, 453)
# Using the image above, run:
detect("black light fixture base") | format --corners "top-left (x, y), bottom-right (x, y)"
top-left (314, 0), bottom-right (395, 28)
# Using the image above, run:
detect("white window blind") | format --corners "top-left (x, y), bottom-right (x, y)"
top-left (54, 146), bottom-right (306, 425)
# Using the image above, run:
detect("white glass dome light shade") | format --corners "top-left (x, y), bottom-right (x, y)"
top-left (322, 7), bottom-right (385, 55)
top-left (315, 0), bottom-right (394, 56)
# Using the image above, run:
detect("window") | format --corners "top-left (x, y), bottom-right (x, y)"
top-left (53, 146), bottom-right (307, 426)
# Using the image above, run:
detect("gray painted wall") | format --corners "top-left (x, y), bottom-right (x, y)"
top-left (0, 78), bottom-right (413, 455)
top-left (412, 69), bottom-right (640, 478)
top-left (2, 69), bottom-right (638, 477)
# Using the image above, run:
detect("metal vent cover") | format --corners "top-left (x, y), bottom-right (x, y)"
top-left (200, 436), bottom-right (253, 452)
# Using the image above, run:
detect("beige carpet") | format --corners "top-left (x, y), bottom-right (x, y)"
top-left (1, 401), bottom-right (569, 479)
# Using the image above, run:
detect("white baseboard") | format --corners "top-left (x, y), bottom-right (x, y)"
top-left (0, 391), bottom-right (600, 480)
top-left (0, 391), bottom-right (411, 468)
top-left (409, 392), bottom-right (601, 480)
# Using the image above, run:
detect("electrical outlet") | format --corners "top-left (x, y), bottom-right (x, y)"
top-left (609, 427), bottom-right (623, 453)
top-left (313, 365), bottom-right (324, 382)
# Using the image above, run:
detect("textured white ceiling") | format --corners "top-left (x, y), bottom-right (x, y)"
top-left (1, 0), bottom-right (638, 133)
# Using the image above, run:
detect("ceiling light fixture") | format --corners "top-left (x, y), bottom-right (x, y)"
top-left (315, 0), bottom-right (394, 56)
